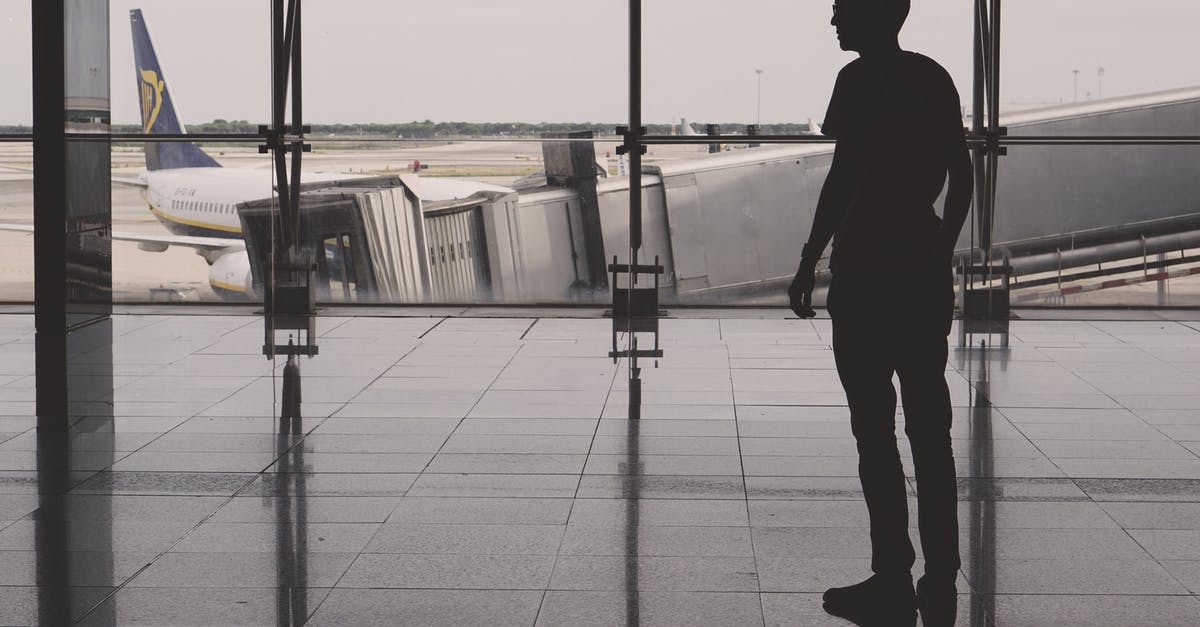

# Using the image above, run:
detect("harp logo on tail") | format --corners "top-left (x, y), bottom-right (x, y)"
top-left (139, 68), bottom-right (165, 133)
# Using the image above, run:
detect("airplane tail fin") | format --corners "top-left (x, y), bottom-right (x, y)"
top-left (679, 118), bottom-right (699, 136)
top-left (130, 9), bottom-right (221, 171)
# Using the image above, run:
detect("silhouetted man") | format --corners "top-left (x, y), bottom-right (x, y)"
top-left (788, 1), bottom-right (972, 625)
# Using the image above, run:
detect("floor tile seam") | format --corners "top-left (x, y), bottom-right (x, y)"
top-left (518, 319), bottom-right (539, 341)
top-left (543, 345), bottom-right (626, 600)
top-left (396, 342), bottom-right (530, 529)
top-left (113, 315), bottom-right (170, 339)
top-left (1075, 324), bottom-right (1176, 418)
top-left (1119, 526), bottom-right (1200, 591)
top-left (0, 428), bottom-right (31, 446)
top-left (300, 587), bottom-right (337, 626)
top-left (529, 588), bottom-right (549, 627)
top-left (353, 550), bottom-right (754, 558)
top-left (322, 581), bottom-right (762, 593)
top-left (999, 409), bottom-right (1082, 482)
top-left (215, 316), bottom-right (267, 341)
top-left (316, 316), bottom-right (355, 338)
top-left (1104, 394), bottom-right (1200, 451)
top-left (68, 479), bottom-right (258, 625)
top-left (299, 550), bottom-right (372, 607)
top-left (316, 342), bottom-right (425, 431)
top-left (415, 317), bottom-right (449, 339)
top-left (725, 341), bottom-right (766, 598)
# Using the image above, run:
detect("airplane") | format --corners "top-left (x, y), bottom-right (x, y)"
top-left (120, 7), bottom-right (353, 299)
top-left (44, 8), bottom-right (502, 301)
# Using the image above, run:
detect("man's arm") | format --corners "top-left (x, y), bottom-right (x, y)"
top-left (788, 139), bottom-right (857, 317)
top-left (804, 139), bottom-right (857, 264)
top-left (938, 130), bottom-right (973, 261)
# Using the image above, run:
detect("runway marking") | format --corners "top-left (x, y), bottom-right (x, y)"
top-left (1015, 265), bottom-right (1200, 303)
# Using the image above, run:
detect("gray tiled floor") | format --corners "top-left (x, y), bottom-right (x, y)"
top-left (5, 310), bottom-right (1200, 625)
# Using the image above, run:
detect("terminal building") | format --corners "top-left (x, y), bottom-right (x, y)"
top-left (4, 1), bottom-right (1200, 625)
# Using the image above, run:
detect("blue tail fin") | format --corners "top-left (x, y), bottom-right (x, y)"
top-left (130, 9), bottom-right (221, 170)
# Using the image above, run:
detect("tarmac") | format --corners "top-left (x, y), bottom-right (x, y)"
top-left (0, 141), bottom-right (1198, 307)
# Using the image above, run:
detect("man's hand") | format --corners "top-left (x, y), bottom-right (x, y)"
top-left (788, 263), bottom-right (817, 319)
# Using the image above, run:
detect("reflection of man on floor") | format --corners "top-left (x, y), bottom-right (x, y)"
top-left (789, 1), bottom-right (972, 625)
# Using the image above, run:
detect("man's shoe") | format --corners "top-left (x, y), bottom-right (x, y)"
top-left (822, 573), bottom-right (917, 626)
top-left (916, 575), bottom-right (957, 627)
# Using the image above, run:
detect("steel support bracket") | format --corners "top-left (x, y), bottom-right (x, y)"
top-left (607, 255), bottom-right (665, 363)
top-left (615, 126), bottom-right (647, 156)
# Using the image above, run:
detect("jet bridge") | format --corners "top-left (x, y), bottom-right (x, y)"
top-left (234, 87), bottom-right (1200, 307)
top-left (238, 175), bottom-right (522, 304)
top-left (519, 86), bottom-right (1200, 305)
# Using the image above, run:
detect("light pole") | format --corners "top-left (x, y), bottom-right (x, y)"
top-left (1073, 69), bottom-right (1079, 103)
top-left (755, 69), bottom-right (764, 127)
top-left (1097, 67), bottom-right (1105, 99)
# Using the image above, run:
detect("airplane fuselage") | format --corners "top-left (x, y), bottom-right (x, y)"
top-left (140, 167), bottom-right (261, 238)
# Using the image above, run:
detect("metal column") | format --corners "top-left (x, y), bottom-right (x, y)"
top-left (962, 0), bottom-right (1011, 329)
top-left (34, 0), bottom-right (114, 428)
top-left (263, 0), bottom-right (317, 418)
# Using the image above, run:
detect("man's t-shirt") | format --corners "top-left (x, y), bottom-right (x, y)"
top-left (821, 51), bottom-right (964, 277)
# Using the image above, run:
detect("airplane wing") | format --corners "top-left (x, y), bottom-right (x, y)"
top-left (0, 165), bottom-right (146, 190)
top-left (112, 172), bottom-right (148, 188)
top-left (0, 223), bottom-right (241, 263)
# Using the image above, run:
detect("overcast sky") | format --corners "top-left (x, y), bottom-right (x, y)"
top-left (0, 1), bottom-right (1197, 125)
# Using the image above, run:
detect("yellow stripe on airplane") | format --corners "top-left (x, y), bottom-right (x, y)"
top-left (209, 278), bottom-right (248, 293)
top-left (150, 206), bottom-right (242, 234)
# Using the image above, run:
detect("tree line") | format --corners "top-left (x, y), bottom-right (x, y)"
top-left (2, 120), bottom-right (818, 137)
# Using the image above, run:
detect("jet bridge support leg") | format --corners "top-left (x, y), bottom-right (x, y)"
top-left (542, 131), bottom-right (609, 293)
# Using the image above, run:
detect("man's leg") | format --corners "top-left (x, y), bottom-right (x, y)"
top-left (833, 315), bottom-right (915, 576)
top-left (897, 331), bottom-right (960, 579)
top-left (823, 291), bottom-right (917, 625)
top-left (896, 278), bottom-right (960, 627)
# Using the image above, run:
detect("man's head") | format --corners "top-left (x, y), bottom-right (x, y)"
top-left (831, 0), bottom-right (910, 53)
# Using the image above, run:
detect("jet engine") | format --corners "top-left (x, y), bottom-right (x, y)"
top-left (208, 249), bottom-right (254, 300)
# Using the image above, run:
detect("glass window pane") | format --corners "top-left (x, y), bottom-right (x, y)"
top-left (0, 2), bottom-right (31, 130)
top-left (292, 134), bottom-right (838, 307)
top-left (993, 145), bottom-right (1200, 307)
top-left (303, 1), bottom-right (624, 126)
top-left (110, 1), bottom-right (269, 133)
top-left (112, 141), bottom-right (272, 303)
top-left (0, 142), bottom-right (33, 301)
top-left (0, 3), bottom-right (32, 302)
top-left (1003, 1), bottom-right (1200, 134)
top-left (644, 0), bottom-right (975, 134)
